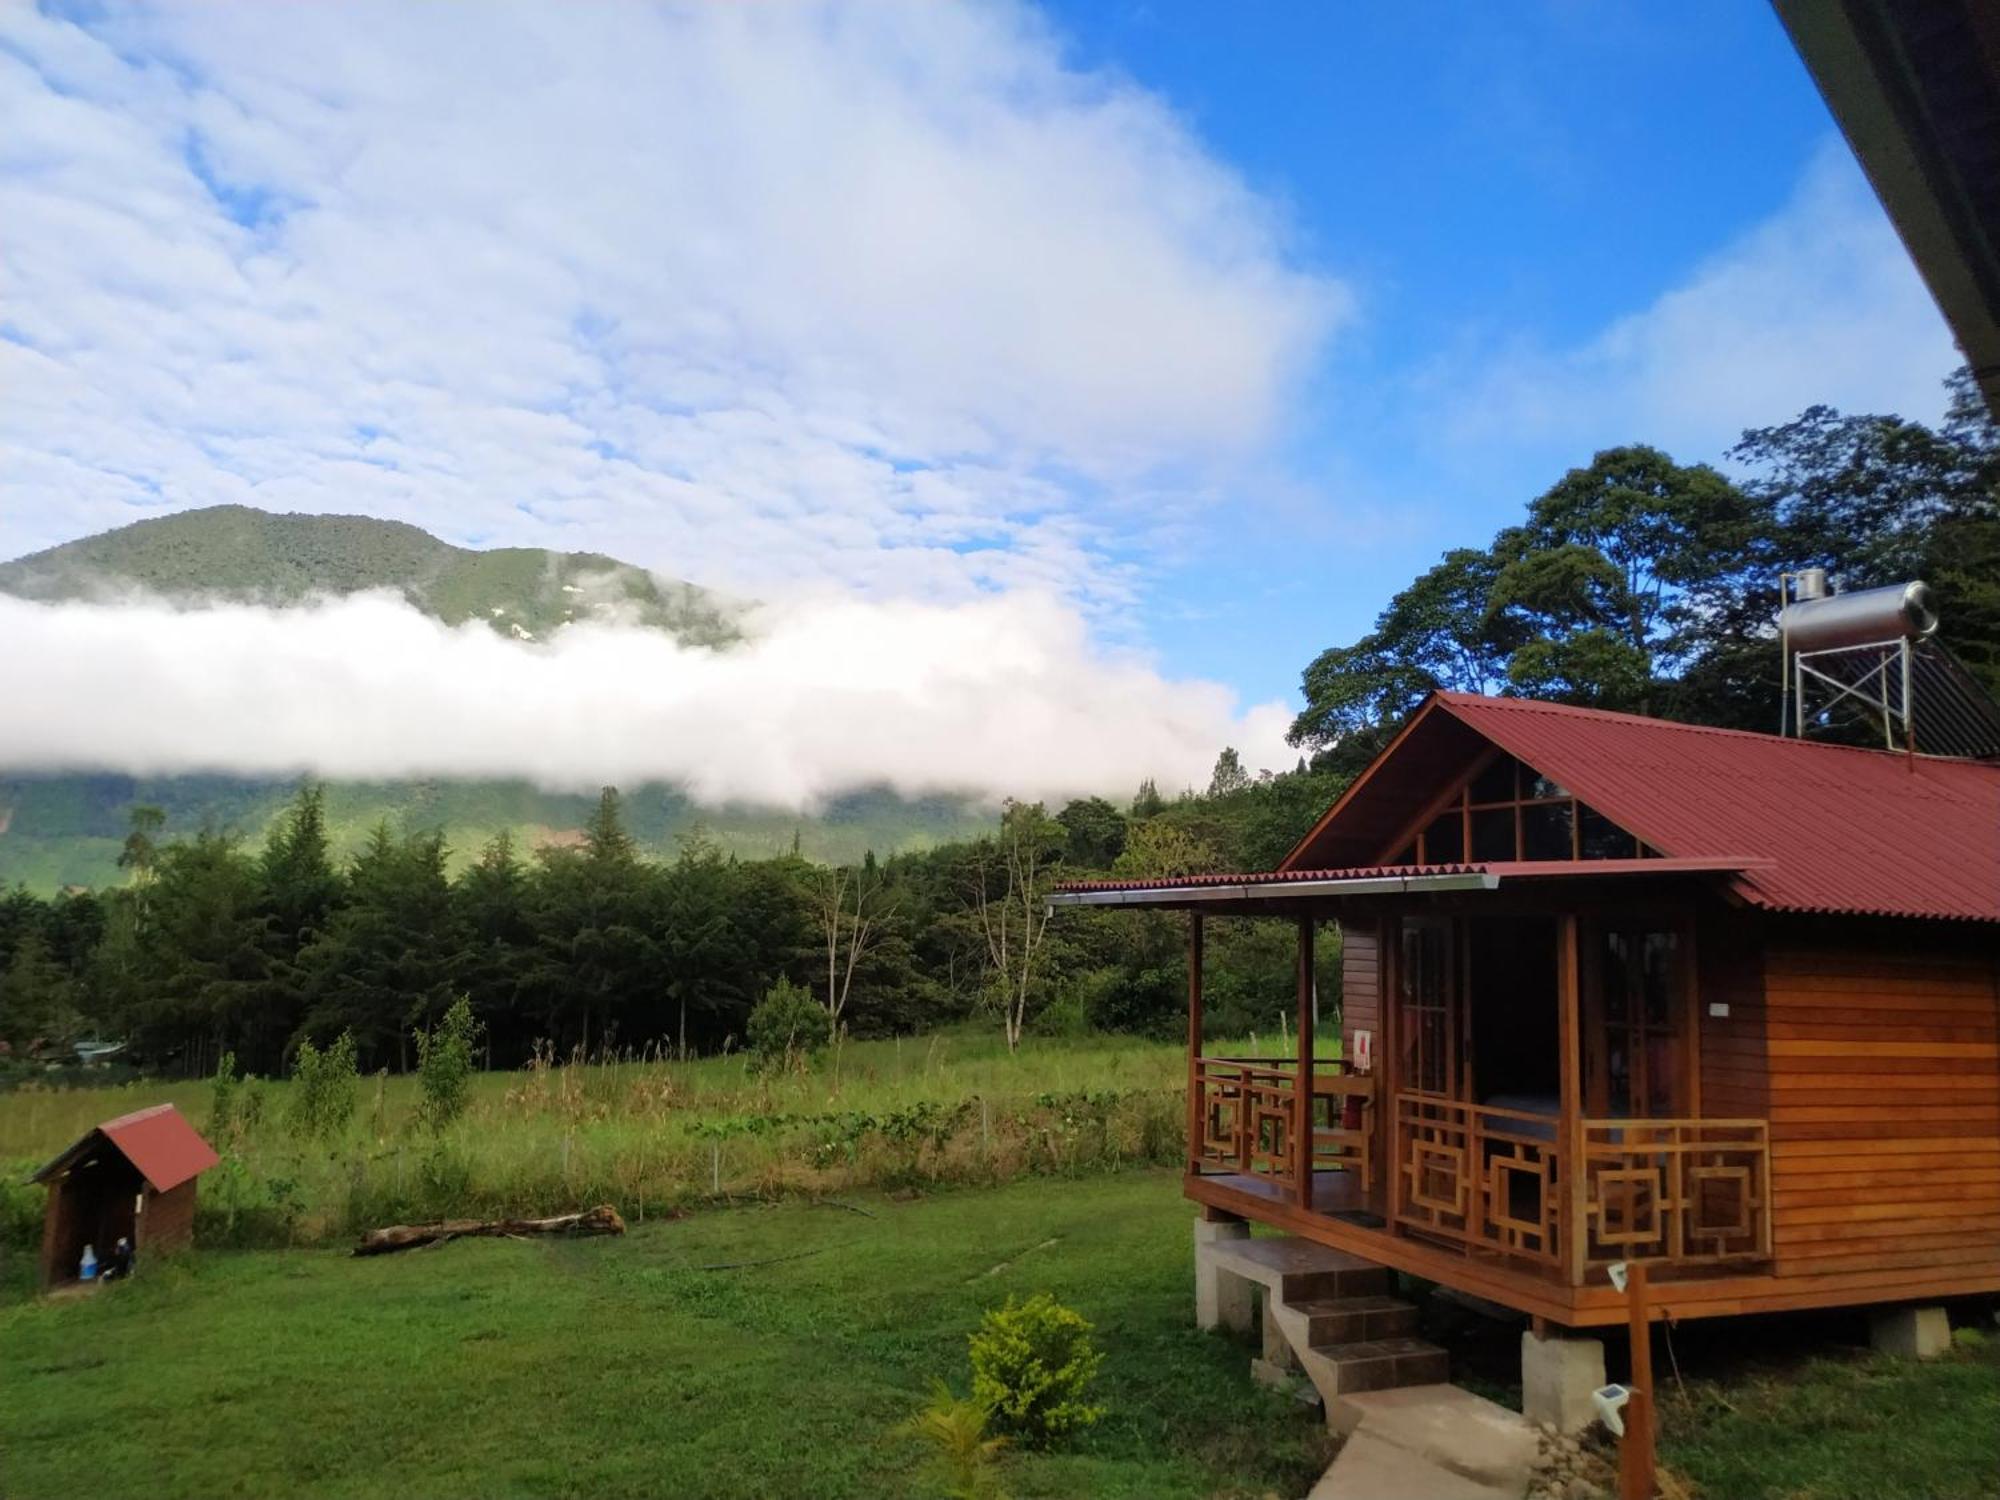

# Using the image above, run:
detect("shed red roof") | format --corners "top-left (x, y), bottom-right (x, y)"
top-left (33, 1103), bottom-right (219, 1193)
top-left (1283, 693), bottom-right (2000, 923)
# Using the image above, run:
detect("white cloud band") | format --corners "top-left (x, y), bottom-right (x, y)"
top-left (0, 593), bottom-right (1293, 808)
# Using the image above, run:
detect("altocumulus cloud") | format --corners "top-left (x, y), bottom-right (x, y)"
top-left (0, 1), bottom-right (1344, 606)
top-left (0, 595), bottom-right (1295, 808)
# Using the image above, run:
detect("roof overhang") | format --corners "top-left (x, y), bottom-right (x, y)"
top-left (1050, 870), bottom-right (1499, 909)
top-left (1775, 0), bottom-right (2000, 420)
top-left (1050, 857), bottom-right (1761, 911)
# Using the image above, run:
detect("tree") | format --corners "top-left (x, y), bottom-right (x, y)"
top-left (1488, 446), bottom-right (1765, 712)
top-left (969, 802), bottom-right (1065, 1052)
top-left (1290, 547), bottom-right (1513, 766)
top-left (117, 805), bottom-right (166, 885)
top-left (257, 783), bottom-right (342, 1056)
top-left (656, 829), bottom-right (736, 1056)
top-left (1207, 748), bottom-right (1250, 797)
top-left (0, 933), bottom-right (80, 1052)
top-left (1055, 797), bottom-right (1127, 870)
top-left (454, 831), bottom-right (531, 1060)
top-left (298, 825), bottom-right (458, 1069)
top-left (812, 856), bottom-right (897, 1043)
top-left (130, 830), bottom-right (272, 1073)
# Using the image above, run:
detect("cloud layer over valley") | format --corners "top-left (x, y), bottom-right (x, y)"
top-left (0, 593), bottom-right (1292, 808)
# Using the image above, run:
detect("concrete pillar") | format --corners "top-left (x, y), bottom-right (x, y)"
top-left (1262, 1295), bottom-right (1300, 1370)
top-left (1194, 1217), bottom-right (1253, 1333)
top-left (1870, 1305), bottom-right (1951, 1360)
top-left (1521, 1329), bottom-right (1607, 1436)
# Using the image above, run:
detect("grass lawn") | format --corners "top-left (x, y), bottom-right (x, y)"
top-left (1656, 1321), bottom-right (2000, 1500)
top-left (1, 1169), bottom-right (1335, 1500)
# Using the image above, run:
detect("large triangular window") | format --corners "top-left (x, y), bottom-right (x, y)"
top-left (1381, 752), bottom-right (1652, 866)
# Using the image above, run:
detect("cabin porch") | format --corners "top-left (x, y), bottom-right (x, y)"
top-left (1177, 897), bottom-right (1775, 1330)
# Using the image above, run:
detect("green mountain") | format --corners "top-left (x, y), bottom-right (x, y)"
top-left (0, 503), bottom-right (742, 645)
top-left (0, 507), bottom-right (993, 890)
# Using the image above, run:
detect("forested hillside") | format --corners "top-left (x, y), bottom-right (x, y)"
top-left (0, 503), bottom-right (741, 644)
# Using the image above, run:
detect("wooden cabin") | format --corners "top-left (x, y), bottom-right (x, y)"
top-left (1052, 692), bottom-right (2000, 1349)
top-left (33, 1104), bottom-right (219, 1289)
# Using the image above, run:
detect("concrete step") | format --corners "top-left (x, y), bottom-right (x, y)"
top-left (1205, 1235), bottom-right (1392, 1302)
top-left (1290, 1293), bottom-right (1419, 1345)
top-left (1304, 1335), bottom-right (1450, 1396)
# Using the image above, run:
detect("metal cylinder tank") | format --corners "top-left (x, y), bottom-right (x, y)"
top-left (1781, 580), bottom-right (1938, 654)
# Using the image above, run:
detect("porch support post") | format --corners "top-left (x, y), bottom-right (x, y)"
top-left (1558, 913), bottom-right (1587, 1285)
top-left (1187, 912), bottom-right (1205, 1174)
top-left (1295, 915), bottom-right (1315, 1208)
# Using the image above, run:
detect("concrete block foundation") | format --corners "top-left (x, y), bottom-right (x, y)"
top-left (1869, 1305), bottom-right (1951, 1360)
top-left (1193, 1217), bottom-right (1253, 1333)
top-left (1520, 1329), bottom-right (1606, 1436)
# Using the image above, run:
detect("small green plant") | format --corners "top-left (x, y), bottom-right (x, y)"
top-left (745, 977), bottom-right (823, 1072)
top-left (967, 1292), bottom-right (1105, 1446)
top-left (288, 1031), bottom-right (358, 1142)
top-left (415, 997), bottom-right (482, 1134)
top-left (897, 1379), bottom-right (1009, 1500)
top-left (208, 1050), bottom-right (240, 1140)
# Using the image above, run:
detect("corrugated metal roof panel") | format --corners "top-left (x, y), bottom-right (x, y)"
top-left (34, 1103), bottom-right (220, 1193)
top-left (1425, 693), bottom-right (2000, 923)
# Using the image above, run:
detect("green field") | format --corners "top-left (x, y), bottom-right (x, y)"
top-left (2, 1172), bottom-right (1337, 1500)
top-left (7, 1038), bottom-right (1997, 1500)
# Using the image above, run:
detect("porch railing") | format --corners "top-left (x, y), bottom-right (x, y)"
top-left (1191, 1057), bottom-right (1376, 1194)
top-left (1392, 1094), bottom-right (1565, 1268)
top-left (1580, 1118), bottom-right (1771, 1271)
top-left (1391, 1094), bottom-right (1771, 1280)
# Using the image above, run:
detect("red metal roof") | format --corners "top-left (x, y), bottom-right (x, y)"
top-left (34, 1103), bottom-right (219, 1192)
top-left (1284, 692), bottom-right (2000, 923)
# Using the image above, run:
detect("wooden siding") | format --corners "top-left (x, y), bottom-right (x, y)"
top-left (1754, 924), bottom-right (2000, 1290)
top-left (1340, 920), bottom-right (1380, 1054)
top-left (1698, 906), bottom-right (1768, 1119)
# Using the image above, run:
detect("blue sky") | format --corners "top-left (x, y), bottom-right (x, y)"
top-left (1036, 2), bottom-right (1956, 700)
top-left (0, 1), bottom-right (1964, 794)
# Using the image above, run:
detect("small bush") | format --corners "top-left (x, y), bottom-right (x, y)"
top-left (288, 1031), bottom-right (358, 1143)
top-left (746, 978), bottom-right (824, 1072)
top-left (208, 1050), bottom-right (240, 1140)
top-left (897, 1379), bottom-right (1009, 1500)
top-left (968, 1292), bottom-right (1105, 1446)
top-left (416, 997), bottom-right (481, 1134)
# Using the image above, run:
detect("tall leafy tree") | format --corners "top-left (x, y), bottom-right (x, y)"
top-left (1290, 547), bottom-right (1513, 766)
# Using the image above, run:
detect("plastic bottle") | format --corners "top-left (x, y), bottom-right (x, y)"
top-left (79, 1243), bottom-right (98, 1280)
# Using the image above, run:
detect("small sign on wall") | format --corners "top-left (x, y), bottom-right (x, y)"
top-left (1351, 1029), bottom-right (1374, 1073)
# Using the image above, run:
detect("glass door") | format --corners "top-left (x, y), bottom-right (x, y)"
top-left (1588, 924), bottom-right (1686, 1118)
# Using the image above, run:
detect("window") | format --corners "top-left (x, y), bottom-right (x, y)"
top-left (1388, 753), bottom-right (1644, 864)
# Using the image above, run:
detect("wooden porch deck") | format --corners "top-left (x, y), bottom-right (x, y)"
top-left (1187, 1168), bottom-right (2000, 1328)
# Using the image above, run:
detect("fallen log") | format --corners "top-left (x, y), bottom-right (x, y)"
top-left (353, 1204), bottom-right (626, 1257)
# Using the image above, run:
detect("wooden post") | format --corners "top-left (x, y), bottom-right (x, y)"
top-left (1558, 913), bottom-right (1588, 1285)
top-left (1296, 915), bottom-right (1315, 1208)
top-left (1619, 1262), bottom-right (1657, 1500)
top-left (1187, 912), bottom-right (1205, 1175)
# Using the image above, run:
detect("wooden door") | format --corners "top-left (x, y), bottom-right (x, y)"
top-left (1396, 916), bottom-right (1460, 1100)
top-left (1585, 920), bottom-right (1689, 1118)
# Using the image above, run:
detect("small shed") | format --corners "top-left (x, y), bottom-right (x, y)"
top-left (32, 1103), bottom-right (219, 1289)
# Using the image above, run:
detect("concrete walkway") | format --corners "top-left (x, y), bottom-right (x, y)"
top-left (1309, 1384), bottom-right (1539, 1500)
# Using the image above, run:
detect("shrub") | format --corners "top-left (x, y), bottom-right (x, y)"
top-left (207, 1050), bottom-right (240, 1140)
top-left (416, 997), bottom-right (482, 1134)
top-left (967, 1292), bottom-right (1105, 1446)
top-left (288, 1031), bottom-right (358, 1142)
top-left (746, 978), bottom-right (824, 1071)
top-left (897, 1379), bottom-right (1009, 1500)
